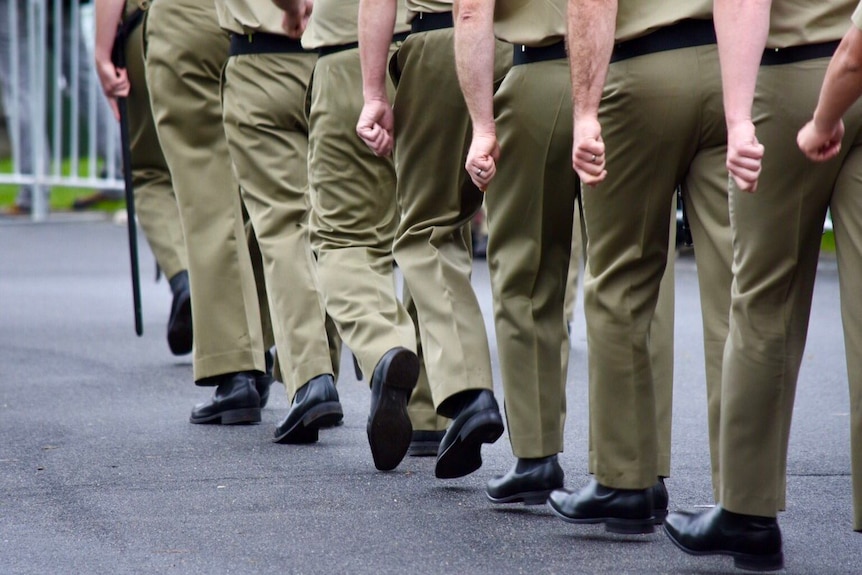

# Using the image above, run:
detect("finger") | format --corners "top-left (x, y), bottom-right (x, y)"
top-left (109, 99), bottom-right (120, 122)
top-left (731, 172), bottom-right (758, 193)
top-left (576, 169), bottom-right (607, 187)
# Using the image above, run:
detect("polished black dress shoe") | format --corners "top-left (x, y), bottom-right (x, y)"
top-left (255, 348), bottom-right (275, 409)
top-left (664, 505), bottom-right (783, 572)
top-left (167, 270), bottom-right (193, 356)
top-left (652, 477), bottom-right (669, 524)
top-left (486, 455), bottom-right (564, 505)
top-left (273, 374), bottom-right (343, 444)
top-left (408, 430), bottom-right (446, 457)
top-left (189, 372), bottom-right (261, 424)
top-left (547, 479), bottom-right (655, 534)
top-left (435, 389), bottom-right (504, 479)
top-left (367, 347), bottom-right (420, 470)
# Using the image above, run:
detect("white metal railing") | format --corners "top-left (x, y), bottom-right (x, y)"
top-left (0, 0), bottom-right (123, 222)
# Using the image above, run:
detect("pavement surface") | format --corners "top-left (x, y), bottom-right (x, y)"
top-left (1, 219), bottom-right (859, 574)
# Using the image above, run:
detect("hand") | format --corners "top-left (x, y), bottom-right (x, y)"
top-left (797, 117), bottom-right (844, 162)
top-left (95, 57), bottom-right (129, 122)
top-left (726, 121), bottom-right (764, 192)
top-left (465, 132), bottom-right (499, 192)
top-left (572, 116), bottom-right (606, 185)
top-left (276, 0), bottom-right (313, 39)
top-left (356, 98), bottom-right (395, 156)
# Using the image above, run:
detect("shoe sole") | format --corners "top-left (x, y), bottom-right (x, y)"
top-left (434, 410), bottom-right (504, 479)
top-left (189, 407), bottom-right (261, 425)
top-left (167, 293), bottom-right (193, 356)
top-left (487, 488), bottom-right (555, 506)
top-left (547, 500), bottom-right (655, 535)
top-left (663, 524), bottom-right (784, 571)
top-left (273, 401), bottom-right (344, 444)
top-left (367, 349), bottom-right (420, 471)
top-left (408, 440), bottom-right (442, 458)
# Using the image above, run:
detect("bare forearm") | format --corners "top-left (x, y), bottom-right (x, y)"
top-left (567, 0), bottom-right (615, 123)
top-left (714, 0), bottom-right (771, 129)
top-left (813, 26), bottom-right (862, 130)
top-left (454, 0), bottom-right (496, 135)
top-left (359, 0), bottom-right (397, 101)
top-left (94, 0), bottom-right (125, 64)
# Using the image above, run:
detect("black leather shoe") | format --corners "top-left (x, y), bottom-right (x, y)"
top-left (652, 477), bottom-right (669, 524)
top-left (435, 389), bottom-right (504, 479)
top-left (664, 506), bottom-right (783, 572)
top-left (367, 347), bottom-right (420, 470)
top-left (167, 271), bottom-right (193, 356)
top-left (273, 374), bottom-right (343, 444)
top-left (547, 479), bottom-right (655, 534)
top-left (408, 430), bottom-right (446, 457)
top-left (486, 455), bottom-right (564, 505)
top-left (189, 372), bottom-right (261, 424)
top-left (255, 348), bottom-right (275, 409)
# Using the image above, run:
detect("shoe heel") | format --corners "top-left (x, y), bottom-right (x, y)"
top-left (301, 401), bottom-right (344, 428)
top-left (734, 552), bottom-right (784, 572)
top-left (521, 490), bottom-right (553, 506)
top-left (220, 407), bottom-right (261, 425)
top-left (605, 517), bottom-right (655, 535)
top-left (461, 410), bottom-right (504, 444)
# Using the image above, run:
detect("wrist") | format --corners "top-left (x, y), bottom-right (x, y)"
top-left (812, 110), bottom-right (838, 134)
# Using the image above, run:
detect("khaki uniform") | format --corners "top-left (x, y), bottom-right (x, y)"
top-left (584, 1), bottom-right (732, 490)
top-left (145, 0), bottom-right (264, 381)
top-left (217, 0), bottom-right (335, 398)
top-left (123, 1), bottom-right (186, 281)
top-left (390, 1), bottom-right (509, 408)
top-left (719, 1), bottom-right (862, 528)
top-left (303, 1), bottom-right (445, 431)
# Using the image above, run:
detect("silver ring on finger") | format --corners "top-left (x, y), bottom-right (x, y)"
top-left (591, 154), bottom-right (597, 163)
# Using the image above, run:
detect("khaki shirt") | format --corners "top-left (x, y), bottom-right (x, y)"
top-left (767, 0), bottom-right (853, 48)
top-left (216, 0), bottom-right (285, 36)
top-left (408, 0), bottom-right (453, 20)
top-left (615, 0), bottom-right (711, 43)
top-left (124, 0), bottom-right (148, 21)
top-left (302, 0), bottom-right (409, 50)
top-left (493, 0), bottom-right (565, 47)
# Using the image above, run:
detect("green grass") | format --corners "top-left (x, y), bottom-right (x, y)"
top-left (0, 156), bottom-right (125, 213)
top-left (821, 230), bottom-right (835, 253)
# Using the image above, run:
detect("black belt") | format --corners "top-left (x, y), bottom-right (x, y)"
top-left (611, 19), bottom-right (716, 63)
top-left (410, 11), bottom-right (453, 34)
top-left (513, 40), bottom-right (566, 66)
top-left (761, 40), bottom-right (839, 66)
top-left (318, 31), bottom-right (410, 58)
top-left (229, 32), bottom-right (312, 56)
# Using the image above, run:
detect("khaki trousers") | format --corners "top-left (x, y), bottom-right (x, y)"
top-left (221, 51), bottom-right (336, 398)
top-left (486, 59), bottom-right (574, 458)
top-left (145, 0), bottom-right (263, 381)
top-left (389, 30), bottom-right (509, 407)
top-left (489, 59), bottom-right (676, 466)
top-left (308, 48), bottom-right (415, 379)
top-left (585, 44), bottom-right (730, 489)
top-left (564, 206), bottom-right (582, 324)
top-left (720, 59), bottom-right (862, 527)
top-left (126, 19), bottom-right (186, 280)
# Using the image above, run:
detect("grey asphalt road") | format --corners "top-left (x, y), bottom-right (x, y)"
top-left (1, 219), bottom-right (859, 574)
